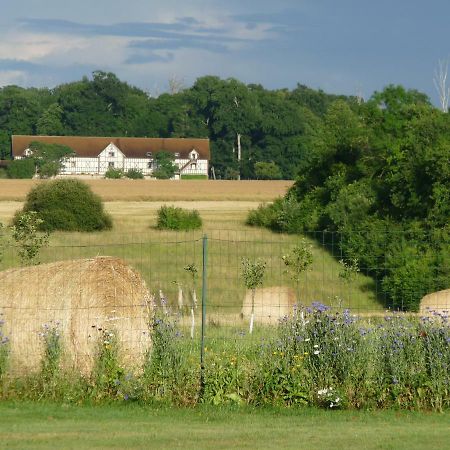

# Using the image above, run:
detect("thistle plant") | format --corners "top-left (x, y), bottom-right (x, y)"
top-left (184, 263), bottom-right (198, 339)
top-left (39, 321), bottom-right (62, 385)
top-left (241, 258), bottom-right (266, 334)
top-left (91, 327), bottom-right (124, 399)
top-left (11, 211), bottom-right (49, 265)
top-left (282, 240), bottom-right (313, 304)
top-left (0, 222), bottom-right (5, 266)
top-left (0, 312), bottom-right (9, 382)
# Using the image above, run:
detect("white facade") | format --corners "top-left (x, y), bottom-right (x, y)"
top-left (31, 142), bottom-right (209, 178)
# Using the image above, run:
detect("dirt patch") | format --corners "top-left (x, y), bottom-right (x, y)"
top-left (241, 286), bottom-right (296, 325)
top-left (0, 257), bottom-right (152, 374)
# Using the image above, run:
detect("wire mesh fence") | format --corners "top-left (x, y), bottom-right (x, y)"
top-left (0, 229), bottom-right (448, 376)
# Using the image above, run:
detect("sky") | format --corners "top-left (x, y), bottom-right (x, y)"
top-left (0, 0), bottom-right (449, 104)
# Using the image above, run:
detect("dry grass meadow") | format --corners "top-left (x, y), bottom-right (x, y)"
top-left (0, 179), bottom-right (293, 201)
top-left (0, 179), bottom-right (384, 317)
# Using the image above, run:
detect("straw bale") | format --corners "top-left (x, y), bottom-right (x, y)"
top-left (0, 257), bottom-right (152, 374)
top-left (419, 289), bottom-right (450, 315)
top-left (241, 286), bottom-right (296, 325)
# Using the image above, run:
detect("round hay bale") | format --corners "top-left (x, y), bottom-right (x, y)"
top-left (0, 257), bottom-right (152, 374)
top-left (419, 289), bottom-right (450, 315)
top-left (241, 286), bottom-right (296, 325)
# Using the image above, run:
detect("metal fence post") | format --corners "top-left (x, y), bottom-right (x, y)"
top-left (200, 234), bottom-right (207, 397)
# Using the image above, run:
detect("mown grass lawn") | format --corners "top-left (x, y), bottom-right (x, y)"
top-left (0, 402), bottom-right (448, 450)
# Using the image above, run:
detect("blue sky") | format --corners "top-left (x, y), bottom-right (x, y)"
top-left (0, 0), bottom-right (449, 104)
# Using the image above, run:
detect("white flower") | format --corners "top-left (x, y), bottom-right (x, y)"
top-left (314, 350), bottom-right (320, 355)
top-left (317, 388), bottom-right (328, 395)
top-left (305, 338), bottom-right (311, 342)
top-left (313, 344), bottom-right (319, 348)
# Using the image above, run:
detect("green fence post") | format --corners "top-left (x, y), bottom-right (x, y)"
top-left (200, 234), bottom-right (207, 397)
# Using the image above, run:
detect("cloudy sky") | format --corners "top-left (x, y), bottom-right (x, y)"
top-left (0, 0), bottom-right (449, 103)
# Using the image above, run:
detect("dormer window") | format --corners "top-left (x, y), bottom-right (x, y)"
top-left (189, 149), bottom-right (199, 160)
top-left (146, 151), bottom-right (153, 158)
top-left (174, 152), bottom-right (180, 158)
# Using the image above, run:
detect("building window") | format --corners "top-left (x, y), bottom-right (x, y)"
top-left (108, 162), bottom-right (115, 168)
top-left (71, 161), bottom-right (76, 168)
top-left (174, 152), bottom-right (180, 158)
top-left (108, 151), bottom-right (115, 157)
top-left (147, 161), bottom-right (153, 169)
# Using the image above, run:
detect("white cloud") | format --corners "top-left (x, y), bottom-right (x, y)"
top-left (0, 70), bottom-right (26, 86)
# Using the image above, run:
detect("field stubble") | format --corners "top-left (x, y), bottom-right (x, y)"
top-left (0, 199), bottom-right (383, 315)
top-left (0, 179), bottom-right (294, 201)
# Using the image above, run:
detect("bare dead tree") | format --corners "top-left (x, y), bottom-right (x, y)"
top-left (168, 74), bottom-right (185, 95)
top-left (434, 59), bottom-right (450, 112)
top-left (355, 85), bottom-right (364, 105)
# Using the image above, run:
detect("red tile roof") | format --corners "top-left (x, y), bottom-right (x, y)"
top-left (12, 135), bottom-right (210, 159)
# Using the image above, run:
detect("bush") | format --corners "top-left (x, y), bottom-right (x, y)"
top-left (156, 205), bottom-right (202, 231)
top-left (14, 179), bottom-right (113, 232)
top-left (7, 159), bottom-right (35, 179)
top-left (125, 169), bottom-right (144, 179)
top-left (105, 168), bottom-right (123, 179)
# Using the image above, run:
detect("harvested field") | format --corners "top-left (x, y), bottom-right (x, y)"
top-left (0, 257), bottom-right (152, 374)
top-left (0, 179), bottom-right (293, 201)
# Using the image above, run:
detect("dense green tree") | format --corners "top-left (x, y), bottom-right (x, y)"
top-left (153, 151), bottom-right (177, 179)
top-left (254, 161), bottom-right (282, 180)
top-left (29, 141), bottom-right (75, 178)
top-left (36, 103), bottom-right (64, 135)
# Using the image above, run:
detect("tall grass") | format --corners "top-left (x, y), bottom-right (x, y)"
top-left (0, 306), bottom-right (448, 410)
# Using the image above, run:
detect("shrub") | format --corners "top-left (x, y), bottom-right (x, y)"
top-left (105, 167), bottom-right (123, 179)
top-left (11, 211), bottom-right (49, 265)
top-left (156, 205), bottom-right (202, 231)
top-left (14, 179), bottom-right (113, 232)
top-left (246, 201), bottom-right (280, 228)
top-left (125, 168), bottom-right (144, 179)
top-left (7, 158), bottom-right (35, 179)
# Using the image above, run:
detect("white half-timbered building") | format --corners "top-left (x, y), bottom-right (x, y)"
top-left (11, 135), bottom-right (210, 178)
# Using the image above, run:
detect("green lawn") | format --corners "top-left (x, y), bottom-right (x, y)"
top-left (0, 402), bottom-right (448, 449)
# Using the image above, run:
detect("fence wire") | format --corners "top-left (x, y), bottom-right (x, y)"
top-left (0, 229), bottom-right (448, 376)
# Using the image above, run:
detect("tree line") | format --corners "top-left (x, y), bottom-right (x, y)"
top-left (247, 85), bottom-right (449, 311)
top-left (0, 71), bottom-right (353, 179)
